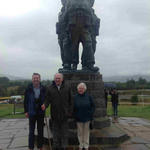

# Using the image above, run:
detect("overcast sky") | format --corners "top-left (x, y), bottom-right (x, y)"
top-left (0, 0), bottom-right (149, 80)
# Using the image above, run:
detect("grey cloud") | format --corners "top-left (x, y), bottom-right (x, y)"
top-left (93, 0), bottom-right (150, 77)
top-left (0, 0), bottom-right (149, 79)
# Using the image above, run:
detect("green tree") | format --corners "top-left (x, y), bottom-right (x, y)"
top-left (17, 86), bottom-right (25, 95)
top-left (137, 77), bottom-right (147, 89)
top-left (0, 77), bottom-right (10, 85)
top-left (0, 86), bottom-right (7, 96)
top-left (131, 94), bottom-right (138, 105)
top-left (126, 79), bottom-right (136, 89)
top-left (138, 77), bottom-right (147, 85)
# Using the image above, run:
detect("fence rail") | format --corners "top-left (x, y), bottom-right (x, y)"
top-left (13, 102), bottom-right (24, 115)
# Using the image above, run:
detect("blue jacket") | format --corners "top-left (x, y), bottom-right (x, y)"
top-left (24, 83), bottom-right (46, 117)
top-left (73, 92), bottom-right (95, 122)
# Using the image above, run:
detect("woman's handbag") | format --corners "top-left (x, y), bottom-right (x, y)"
top-left (89, 120), bottom-right (94, 130)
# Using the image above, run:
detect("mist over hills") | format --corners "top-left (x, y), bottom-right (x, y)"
top-left (0, 74), bottom-right (27, 81)
top-left (103, 75), bottom-right (150, 82)
top-left (1, 74), bottom-right (150, 82)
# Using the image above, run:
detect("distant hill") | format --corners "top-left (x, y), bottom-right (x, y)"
top-left (0, 74), bottom-right (150, 82)
top-left (103, 75), bottom-right (150, 82)
top-left (0, 74), bottom-right (27, 80)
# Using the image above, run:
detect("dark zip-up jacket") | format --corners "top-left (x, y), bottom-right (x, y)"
top-left (73, 92), bottom-right (95, 122)
top-left (110, 92), bottom-right (119, 105)
top-left (44, 81), bottom-right (72, 122)
top-left (24, 83), bottom-right (46, 117)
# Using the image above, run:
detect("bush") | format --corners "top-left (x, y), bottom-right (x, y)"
top-left (131, 95), bottom-right (138, 105)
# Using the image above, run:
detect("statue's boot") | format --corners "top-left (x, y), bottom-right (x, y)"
top-left (82, 65), bottom-right (99, 72)
top-left (72, 64), bottom-right (77, 70)
top-left (63, 64), bottom-right (71, 70)
top-left (82, 66), bottom-right (89, 70)
top-left (89, 65), bottom-right (99, 72)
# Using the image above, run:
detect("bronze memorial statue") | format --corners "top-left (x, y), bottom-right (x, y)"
top-left (56, 0), bottom-right (100, 72)
top-left (45, 1), bottom-right (129, 147)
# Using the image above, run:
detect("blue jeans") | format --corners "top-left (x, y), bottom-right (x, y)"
top-left (29, 114), bottom-right (44, 149)
top-left (112, 103), bottom-right (118, 117)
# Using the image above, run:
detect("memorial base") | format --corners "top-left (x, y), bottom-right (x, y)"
top-left (43, 71), bottom-right (129, 146)
top-left (63, 72), bottom-right (110, 129)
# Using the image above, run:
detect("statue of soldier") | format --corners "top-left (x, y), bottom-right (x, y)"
top-left (56, 0), bottom-right (72, 68)
top-left (56, 3), bottom-right (66, 67)
top-left (57, 0), bottom-right (100, 72)
top-left (91, 9), bottom-right (100, 54)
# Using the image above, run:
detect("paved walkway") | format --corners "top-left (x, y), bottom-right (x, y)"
top-left (115, 117), bottom-right (150, 150)
top-left (0, 117), bottom-right (150, 150)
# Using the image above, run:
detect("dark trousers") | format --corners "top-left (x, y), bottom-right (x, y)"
top-left (29, 114), bottom-right (44, 149)
top-left (105, 99), bottom-right (108, 108)
top-left (52, 121), bottom-right (68, 149)
top-left (112, 103), bottom-right (118, 117)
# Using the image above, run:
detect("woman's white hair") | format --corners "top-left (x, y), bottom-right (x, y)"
top-left (77, 82), bottom-right (87, 91)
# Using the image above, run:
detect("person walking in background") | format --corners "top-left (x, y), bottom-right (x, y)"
top-left (24, 73), bottom-right (46, 150)
top-left (109, 88), bottom-right (113, 106)
top-left (104, 88), bottom-right (108, 108)
top-left (73, 83), bottom-right (95, 150)
top-left (41, 73), bottom-right (72, 150)
top-left (110, 89), bottom-right (119, 119)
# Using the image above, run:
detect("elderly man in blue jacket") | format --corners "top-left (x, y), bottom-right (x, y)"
top-left (24, 73), bottom-right (46, 150)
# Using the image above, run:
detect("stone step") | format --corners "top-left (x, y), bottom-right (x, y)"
top-left (43, 123), bottom-right (129, 146)
top-left (68, 124), bottom-right (129, 145)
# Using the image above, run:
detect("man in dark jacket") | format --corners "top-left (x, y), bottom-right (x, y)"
top-left (104, 88), bottom-right (108, 108)
top-left (110, 89), bottom-right (119, 118)
top-left (41, 73), bottom-right (72, 150)
top-left (24, 73), bottom-right (45, 150)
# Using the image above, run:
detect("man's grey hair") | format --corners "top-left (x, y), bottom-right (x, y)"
top-left (77, 82), bottom-right (87, 91)
top-left (54, 73), bottom-right (64, 79)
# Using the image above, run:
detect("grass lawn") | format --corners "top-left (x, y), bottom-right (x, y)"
top-left (107, 103), bottom-right (150, 120)
top-left (0, 104), bottom-right (150, 120)
top-left (0, 104), bottom-right (50, 119)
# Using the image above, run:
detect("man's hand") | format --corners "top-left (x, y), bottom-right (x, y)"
top-left (41, 104), bottom-right (46, 111)
top-left (25, 112), bottom-right (29, 118)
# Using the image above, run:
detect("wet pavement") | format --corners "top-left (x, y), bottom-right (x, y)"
top-left (115, 117), bottom-right (150, 150)
top-left (0, 117), bottom-right (150, 150)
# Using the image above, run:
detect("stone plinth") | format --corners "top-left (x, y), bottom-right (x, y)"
top-left (63, 72), bottom-right (111, 129)
top-left (67, 124), bottom-right (130, 145)
top-left (43, 71), bottom-right (129, 146)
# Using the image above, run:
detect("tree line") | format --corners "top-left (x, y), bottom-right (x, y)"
top-left (0, 77), bottom-right (51, 97)
top-left (0, 76), bottom-right (150, 97)
top-left (115, 77), bottom-right (150, 90)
